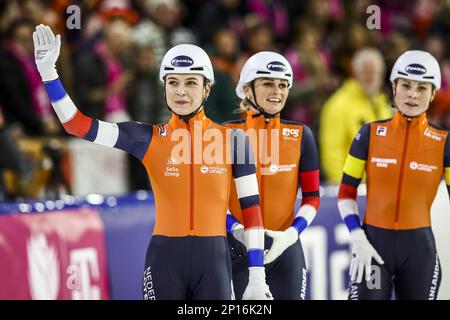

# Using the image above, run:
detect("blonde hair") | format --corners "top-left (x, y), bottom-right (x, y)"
top-left (235, 98), bottom-right (251, 114)
top-left (234, 83), bottom-right (252, 114)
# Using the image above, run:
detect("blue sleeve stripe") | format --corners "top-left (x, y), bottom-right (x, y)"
top-left (302, 191), bottom-right (320, 198)
top-left (349, 124), bottom-right (370, 159)
top-left (247, 249), bottom-right (264, 267)
top-left (300, 125), bottom-right (320, 171)
top-left (292, 217), bottom-right (307, 234)
top-left (342, 173), bottom-right (361, 188)
top-left (444, 134), bottom-right (450, 167)
top-left (44, 78), bottom-right (67, 102)
top-left (239, 194), bottom-right (260, 209)
top-left (226, 214), bottom-right (240, 232)
top-left (232, 163), bottom-right (256, 179)
top-left (84, 119), bottom-right (99, 142)
top-left (344, 214), bottom-right (361, 232)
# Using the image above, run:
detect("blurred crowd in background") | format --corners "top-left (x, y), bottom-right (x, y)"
top-left (2, 0), bottom-right (450, 200)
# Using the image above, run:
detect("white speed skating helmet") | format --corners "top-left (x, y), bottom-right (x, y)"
top-left (159, 44), bottom-right (215, 85)
top-left (390, 50), bottom-right (441, 90)
top-left (236, 51), bottom-right (293, 99)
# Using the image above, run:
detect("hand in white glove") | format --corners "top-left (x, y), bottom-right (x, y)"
top-left (231, 223), bottom-right (246, 246)
top-left (242, 267), bottom-right (273, 300)
top-left (33, 24), bottom-right (61, 82)
top-left (264, 227), bottom-right (298, 265)
top-left (349, 229), bottom-right (384, 283)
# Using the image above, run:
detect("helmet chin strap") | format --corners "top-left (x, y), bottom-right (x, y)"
top-left (248, 82), bottom-right (280, 119)
top-left (164, 78), bottom-right (207, 123)
top-left (173, 103), bottom-right (204, 123)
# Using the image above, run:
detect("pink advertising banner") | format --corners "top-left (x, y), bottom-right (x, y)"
top-left (0, 208), bottom-right (110, 300)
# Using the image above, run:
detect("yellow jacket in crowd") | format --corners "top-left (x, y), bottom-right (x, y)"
top-left (319, 79), bottom-right (393, 184)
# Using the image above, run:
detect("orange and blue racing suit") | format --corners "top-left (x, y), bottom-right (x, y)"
top-left (44, 78), bottom-right (266, 300)
top-left (224, 110), bottom-right (320, 299)
top-left (339, 111), bottom-right (449, 299)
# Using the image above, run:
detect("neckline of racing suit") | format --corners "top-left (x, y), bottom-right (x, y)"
top-left (392, 110), bottom-right (428, 131)
top-left (168, 107), bottom-right (209, 130)
top-left (246, 109), bottom-right (281, 129)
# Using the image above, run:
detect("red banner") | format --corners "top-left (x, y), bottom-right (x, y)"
top-left (0, 208), bottom-right (110, 300)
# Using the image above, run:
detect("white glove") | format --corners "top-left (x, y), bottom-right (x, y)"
top-left (349, 229), bottom-right (384, 283)
top-left (33, 24), bottom-right (61, 82)
top-left (242, 267), bottom-right (273, 300)
top-left (230, 223), bottom-right (246, 246)
top-left (264, 227), bottom-right (298, 265)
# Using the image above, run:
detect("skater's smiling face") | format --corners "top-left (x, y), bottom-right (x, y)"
top-left (244, 78), bottom-right (289, 115)
top-left (393, 78), bottom-right (435, 117)
top-left (165, 74), bottom-right (211, 115)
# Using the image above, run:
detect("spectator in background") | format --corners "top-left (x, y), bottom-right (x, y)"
top-left (334, 22), bottom-right (376, 76)
top-left (21, 0), bottom-right (59, 27)
top-left (284, 20), bottom-right (338, 136)
top-left (73, 17), bottom-right (132, 122)
top-left (234, 19), bottom-right (275, 81)
top-left (133, 0), bottom-right (197, 66)
top-left (205, 27), bottom-right (241, 123)
top-left (410, 0), bottom-right (439, 41)
top-left (210, 27), bottom-right (241, 84)
top-left (0, 18), bottom-right (58, 136)
top-left (320, 48), bottom-right (392, 184)
top-left (204, 69), bottom-right (239, 123)
top-left (429, 0), bottom-right (450, 51)
top-left (242, 18), bottom-right (275, 55)
top-left (0, 105), bottom-right (33, 201)
top-left (382, 31), bottom-right (411, 73)
top-left (126, 28), bottom-right (168, 191)
top-left (381, 31), bottom-right (410, 102)
top-left (0, 0), bottom-right (20, 38)
top-left (128, 30), bottom-right (167, 125)
top-left (377, 0), bottom-right (415, 38)
top-left (194, 0), bottom-right (247, 46)
top-left (245, 0), bottom-right (289, 46)
top-left (25, 0), bottom-right (75, 100)
top-left (343, 0), bottom-right (372, 24)
top-left (69, 0), bottom-right (137, 67)
top-left (424, 34), bottom-right (450, 129)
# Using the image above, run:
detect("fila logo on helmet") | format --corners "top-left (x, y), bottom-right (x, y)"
top-left (171, 55), bottom-right (194, 67)
top-left (405, 63), bottom-right (426, 75)
top-left (267, 61), bottom-right (287, 72)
